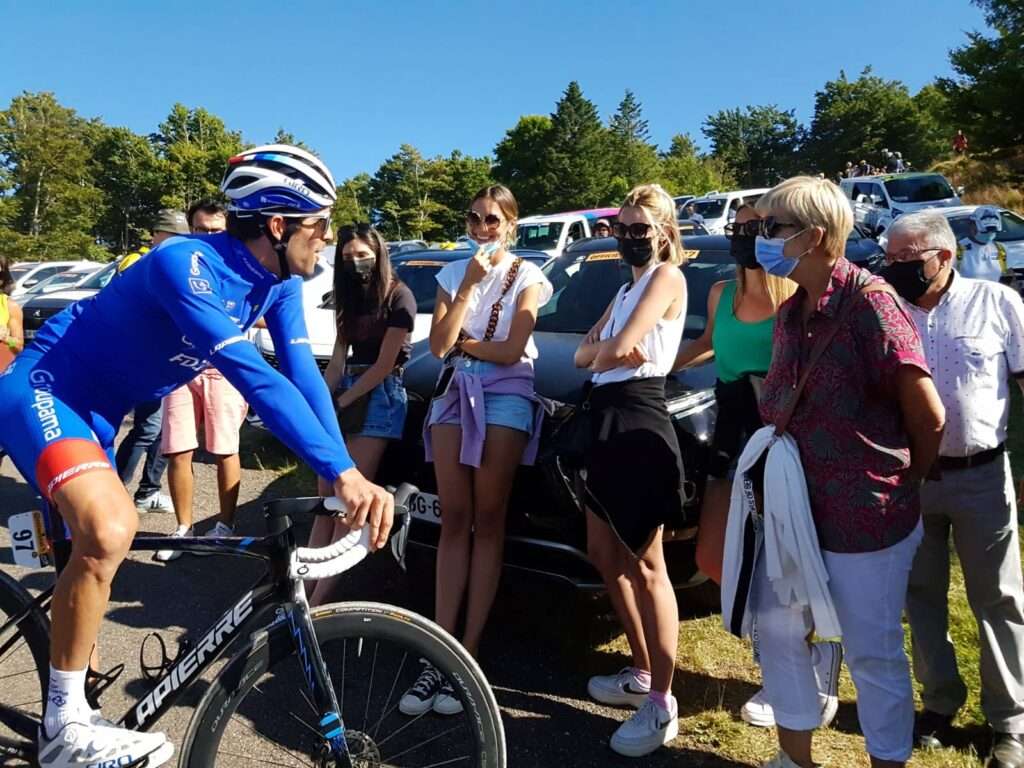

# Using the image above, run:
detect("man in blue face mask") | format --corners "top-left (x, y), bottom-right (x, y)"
top-left (957, 206), bottom-right (1007, 283)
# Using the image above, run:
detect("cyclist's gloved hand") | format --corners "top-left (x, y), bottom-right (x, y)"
top-left (333, 468), bottom-right (395, 551)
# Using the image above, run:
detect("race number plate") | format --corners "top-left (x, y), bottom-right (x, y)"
top-left (407, 492), bottom-right (441, 525)
top-left (8, 511), bottom-right (49, 569)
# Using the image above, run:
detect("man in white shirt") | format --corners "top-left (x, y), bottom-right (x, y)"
top-left (957, 205), bottom-right (1007, 283)
top-left (881, 211), bottom-right (1024, 768)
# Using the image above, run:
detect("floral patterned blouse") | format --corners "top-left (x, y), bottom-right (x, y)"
top-left (759, 256), bottom-right (931, 553)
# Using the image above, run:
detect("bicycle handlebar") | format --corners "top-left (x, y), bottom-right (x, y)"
top-left (287, 483), bottom-right (416, 581)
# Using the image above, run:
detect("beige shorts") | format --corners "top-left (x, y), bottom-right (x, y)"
top-left (161, 368), bottom-right (248, 456)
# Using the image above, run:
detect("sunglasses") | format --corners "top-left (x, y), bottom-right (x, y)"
top-left (612, 222), bottom-right (654, 239)
top-left (758, 217), bottom-right (803, 239)
top-left (465, 210), bottom-right (502, 228)
top-left (883, 247), bottom-right (943, 265)
top-left (724, 221), bottom-right (760, 238)
top-left (295, 213), bottom-right (333, 238)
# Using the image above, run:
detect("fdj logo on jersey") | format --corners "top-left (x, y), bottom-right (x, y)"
top-left (28, 369), bottom-right (62, 442)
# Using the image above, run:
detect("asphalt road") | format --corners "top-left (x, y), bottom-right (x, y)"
top-left (0, 429), bottom-right (748, 768)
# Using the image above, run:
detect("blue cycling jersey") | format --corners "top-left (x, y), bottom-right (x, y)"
top-left (2, 233), bottom-right (352, 493)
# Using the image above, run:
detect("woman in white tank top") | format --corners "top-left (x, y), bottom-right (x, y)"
top-left (573, 184), bottom-right (688, 757)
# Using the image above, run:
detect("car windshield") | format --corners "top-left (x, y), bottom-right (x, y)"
top-left (883, 175), bottom-right (956, 204)
top-left (24, 271), bottom-right (87, 296)
top-left (516, 222), bottom-right (563, 250)
top-left (393, 260), bottom-right (449, 313)
top-left (536, 248), bottom-right (734, 338)
top-left (948, 210), bottom-right (1024, 243)
top-left (690, 199), bottom-right (727, 219)
top-left (78, 262), bottom-right (117, 290)
top-left (10, 265), bottom-right (34, 281)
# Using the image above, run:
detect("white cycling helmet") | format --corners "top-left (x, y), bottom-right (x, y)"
top-left (221, 144), bottom-right (337, 216)
top-left (972, 205), bottom-right (1003, 234)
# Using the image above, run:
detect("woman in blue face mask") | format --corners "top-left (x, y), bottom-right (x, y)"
top-left (739, 176), bottom-right (946, 768)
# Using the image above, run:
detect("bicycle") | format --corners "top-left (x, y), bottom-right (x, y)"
top-left (0, 484), bottom-right (506, 767)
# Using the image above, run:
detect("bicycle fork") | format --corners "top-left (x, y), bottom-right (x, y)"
top-left (284, 581), bottom-right (353, 768)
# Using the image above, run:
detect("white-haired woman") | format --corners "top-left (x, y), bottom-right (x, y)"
top-left (575, 183), bottom-right (687, 758)
top-left (746, 176), bottom-right (945, 768)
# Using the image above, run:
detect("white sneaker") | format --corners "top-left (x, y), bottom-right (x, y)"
top-left (433, 680), bottom-right (464, 716)
top-left (136, 492), bottom-right (174, 514)
top-left (761, 750), bottom-right (815, 768)
top-left (154, 525), bottom-right (191, 562)
top-left (38, 720), bottom-right (173, 767)
top-left (195, 521), bottom-right (234, 556)
top-left (399, 661), bottom-right (443, 716)
top-left (609, 697), bottom-right (678, 757)
top-left (742, 641), bottom-right (843, 729)
top-left (588, 668), bottom-right (650, 708)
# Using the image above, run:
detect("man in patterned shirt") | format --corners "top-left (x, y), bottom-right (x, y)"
top-left (884, 210), bottom-right (1024, 768)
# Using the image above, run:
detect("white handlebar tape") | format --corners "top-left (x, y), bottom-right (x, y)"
top-left (289, 526), bottom-right (371, 580)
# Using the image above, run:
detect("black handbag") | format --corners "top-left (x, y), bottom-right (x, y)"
top-left (544, 382), bottom-right (594, 470)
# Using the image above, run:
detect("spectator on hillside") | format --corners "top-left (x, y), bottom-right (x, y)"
top-left (576, 184), bottom-right (688, 757)
top-left (885, 150), bottom-right (902, 173)
top-left (113, 208), bottom-right (191, 514)
top-left (857, 159), bottom-right (872, 176)
top-left (401, 184), bottom-right (552, 718)
top-left (883, 211), bottom-right (1024, 768)
top-left (957, 205), bottom-right (1007, 283)
top-left (728, 176), bottom-right (945, 768)
top-left (953, 129), bottom-right (969, 155)
top-left (155, 201), bottom-right (251, 562)
top-left (306, 223), bottom-right (415, 604)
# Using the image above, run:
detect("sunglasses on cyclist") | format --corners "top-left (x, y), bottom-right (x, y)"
top-left (612, 222), bottom-right (654, 239)
top-left (465, 211), bottom-right (503, 228)
top-left (758, 216), bottom-right (803, 239)
top-left (724, 221), bottom-right (760, 238)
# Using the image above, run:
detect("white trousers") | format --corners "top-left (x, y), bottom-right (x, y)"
top-left (753, 522), bottom-right (923, 762)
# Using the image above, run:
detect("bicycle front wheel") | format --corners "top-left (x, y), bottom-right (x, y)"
top-left (0, 570), bottom-right (50, 747)
top-left (183, 601), bottom-right (506, 768)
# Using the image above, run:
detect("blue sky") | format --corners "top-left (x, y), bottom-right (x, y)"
top-left (0, 0), bottom-right (987, 182)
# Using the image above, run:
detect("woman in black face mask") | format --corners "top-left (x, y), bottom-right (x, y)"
top-left (307, 223), bottom-right (416, 606)
top-left (672, 204), bottom-right (799, 729)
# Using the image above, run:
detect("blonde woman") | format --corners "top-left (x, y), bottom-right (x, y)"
top-left (574, 184), bottom-right (687, 757)
top-left (400, 184), bottom-right (552, 717)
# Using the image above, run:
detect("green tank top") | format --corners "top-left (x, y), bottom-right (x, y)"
top-left (710, 281), bottom-right (775, 383)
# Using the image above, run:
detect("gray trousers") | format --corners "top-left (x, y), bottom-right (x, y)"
top-left (906, 454), bottom-right (1024, 732)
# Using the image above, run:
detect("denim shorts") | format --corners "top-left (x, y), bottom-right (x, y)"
top-left (340, 373), bottom-right (407, 440)
top-left (429, 358), bottom-right (535, 435)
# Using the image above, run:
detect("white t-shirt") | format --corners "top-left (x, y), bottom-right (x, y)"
top-left (592, 262), bottom-right (686, 386)
top-left (957, 238), bottom-right (1003, 283)
top-left (435, 253), bottom-right (553, 361)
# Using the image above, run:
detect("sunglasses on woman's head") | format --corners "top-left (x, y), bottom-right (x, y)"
top-left (612, 222), bottom-right (653, 239)
top-left (465, 211), bottom-right (502, 228)
top-left (724, 221), bottom-right (760, 238)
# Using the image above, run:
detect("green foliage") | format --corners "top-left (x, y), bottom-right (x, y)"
top-left (332, 173), bottom-right (372, 229)
top-left (91, 126), bottom-right (164, 253)
top-left (702, 105), bottom-right (803, 187)
top-left (659, 134), bottom-right (736, 197)
top-left (493, 115), bottom-right (554, 215)
top-left (938, 0), bottom-right (1024, 151)
top-left (804, 68), bottom-right (948, 177)
top-left (607, 90), bottom-right (661, 202)
top-left (540, 82), bottom-right (613, 211)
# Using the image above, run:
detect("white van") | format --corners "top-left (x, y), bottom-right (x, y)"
top-left (516, 214), bottom-right (592, 259)
top-left (686, 188), bottom-right (770, 235)
top-left (839, 172), bottom-right (962, 234)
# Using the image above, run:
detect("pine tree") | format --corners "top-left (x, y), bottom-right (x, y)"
top-left (542, 82), bottom-right (613, 211)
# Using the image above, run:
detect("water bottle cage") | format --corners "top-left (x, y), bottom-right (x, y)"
top-left (139, 632), bottom-right (192, 682)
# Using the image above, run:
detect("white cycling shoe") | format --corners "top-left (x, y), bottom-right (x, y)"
top-left (38, 720), bottom-right (173, 767)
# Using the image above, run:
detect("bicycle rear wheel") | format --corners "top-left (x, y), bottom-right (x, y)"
top-left (0, 570), bottom-right (50, 752)
top-left (183, 601), bottom-right (506, 767)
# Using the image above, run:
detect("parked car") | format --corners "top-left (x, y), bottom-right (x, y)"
top-left (686, 188), bottom-right (770, 235)
top-left (387, 239), bottom-right (429, 255)
top-left (9, 260), bottom-right (94, 300)
top-left (839, 172), bottom-right (962, 234)
top-left (14, 263), bottom-right (101, 300)
top-left (516, 213), bottom-right (599, 259)
top-left (937, 206), bottom-right (1024, 274)
top-left (21, 261), bottom-right (118, 342)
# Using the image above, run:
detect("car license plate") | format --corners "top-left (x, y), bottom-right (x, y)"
top-left (8, 511), bottom-right (50, 569)
top-left (407, 492), bottom-right (441, 525)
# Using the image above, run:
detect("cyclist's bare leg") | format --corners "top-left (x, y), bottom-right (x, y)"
top-left (166, 450), bottom-right (195, 529)
top-left (431, 425), bottom-right (474, 637)
top-left (213, 452), bottom-right (241, 527)
top-left (462, 425), bottom-right (526, 657)
top-left (50, 470), bottom-right (137, 669)
top-left (309, 436), bottom-right (386, 606)
top-left (585, 509), bottom-right (651, 672)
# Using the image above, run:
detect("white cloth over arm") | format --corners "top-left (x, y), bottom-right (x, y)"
top-left (721, 425), bottom-right (842, 641)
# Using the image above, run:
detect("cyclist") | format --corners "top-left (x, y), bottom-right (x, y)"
top-left (0, 144), bottom-right (394, 768)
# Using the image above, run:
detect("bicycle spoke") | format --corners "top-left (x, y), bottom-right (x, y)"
top-left (370, 651), bottom-right (408, 740)
top-left (413, 756), bottom-right (475, 768)
top-left (372, 707), bottom-right (437, 750)
top-left (250, 683), bottom-right (323, 741)
top-left (361, 640), bottom-right (379, 732)
top-left (383, 724), bottom-right (471, 764)
top-left (224, 712), bottom-right (315, 767)
top-left (216, 747), bottom-right (312, 767)
top-left (0, 667), bottom-right (40, 682)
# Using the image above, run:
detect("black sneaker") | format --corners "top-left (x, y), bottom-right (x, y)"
top-left (399, 661), bottom-right (443, 716)
top-left (915, 709), bottom-right (954, 750)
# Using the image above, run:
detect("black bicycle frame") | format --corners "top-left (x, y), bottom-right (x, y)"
top-left (0, 498), bottom-right (355, 766)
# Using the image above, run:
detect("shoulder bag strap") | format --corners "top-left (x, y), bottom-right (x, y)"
top-left (482, 257), bottom-right (523, 342)
top-left (773, 282), bottom-right (894, 436)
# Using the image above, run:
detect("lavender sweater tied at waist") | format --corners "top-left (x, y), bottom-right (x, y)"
top-left (424, 359), bottom-right (546, 468)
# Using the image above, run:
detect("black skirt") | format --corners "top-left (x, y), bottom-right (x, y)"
top-left (582, 376), bottom-right (687, 555)
top-left (707, 377), bottom-right (764, 479)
